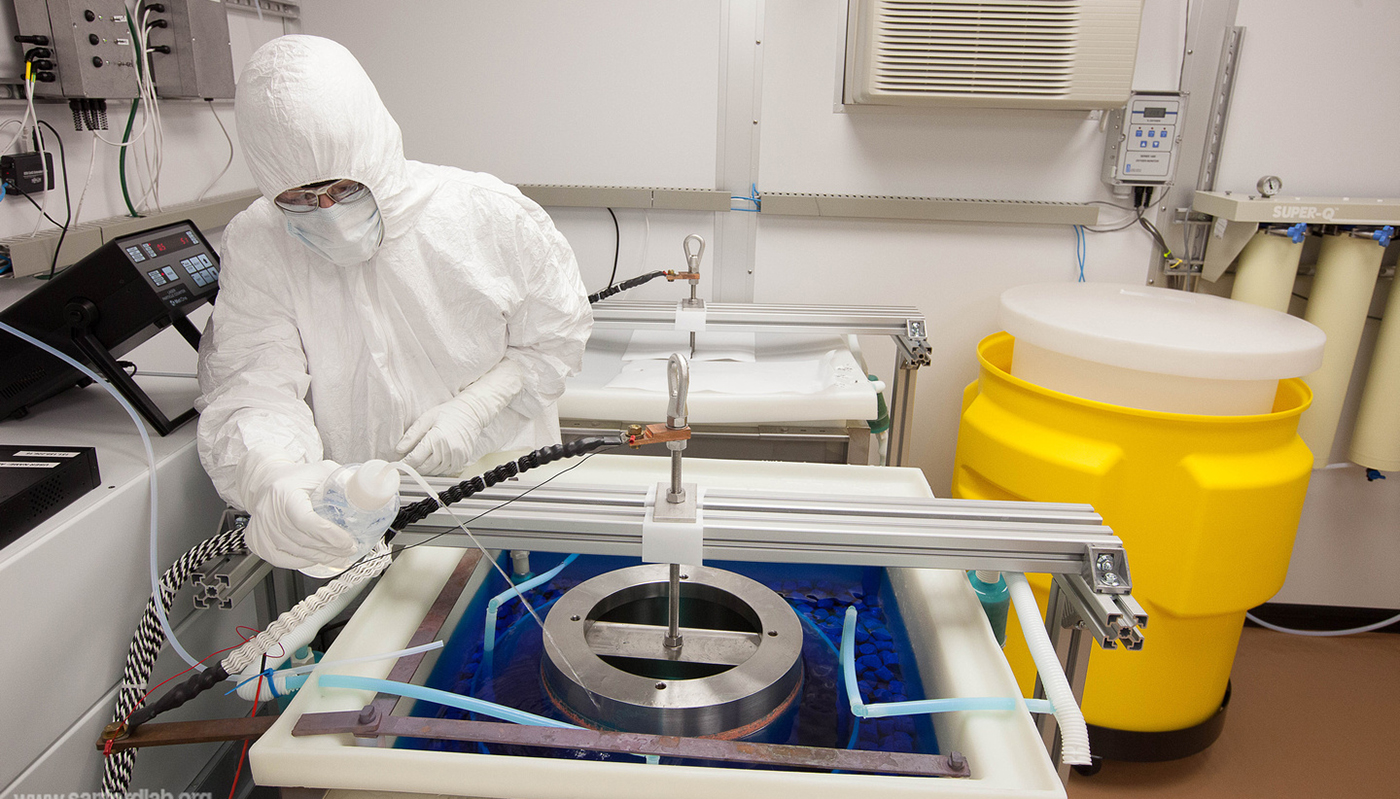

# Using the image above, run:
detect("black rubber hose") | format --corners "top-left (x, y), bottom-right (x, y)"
top-left (588, 271), bottom-right (667, 304)
top-left (389, 434), bottom-right (624, 532)
top-left (124, 663), bottom-right (229, 730)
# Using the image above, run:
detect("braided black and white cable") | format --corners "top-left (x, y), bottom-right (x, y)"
top-left (221, 541), bottom-right (392, 675)
top-left (101, 527), bottom-right (248, 796)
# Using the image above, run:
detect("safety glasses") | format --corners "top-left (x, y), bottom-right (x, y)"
top-left (275, 179), bottom-right (369, 213)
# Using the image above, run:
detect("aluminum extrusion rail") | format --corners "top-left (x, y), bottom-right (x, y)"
top-left (591, 300), bottom-right (930, 354)
top-left (394, 477), bottom-right (1144, 650)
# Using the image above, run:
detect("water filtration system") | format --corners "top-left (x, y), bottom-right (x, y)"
top-left (1195, 190), bottom-right (1400, 472)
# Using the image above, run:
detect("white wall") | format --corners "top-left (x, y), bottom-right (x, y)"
top-left (749, 0), bottom-right (1167, 487)
top-left (0, 4), bottom-right (283, 241)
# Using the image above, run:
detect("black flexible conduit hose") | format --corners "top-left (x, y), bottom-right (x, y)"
top-left (108, 434), bottom-right (626, 779)
top-left (587, 271), bottom-right (667, 304)
top-left (388, 434), bottom-right (624, 533)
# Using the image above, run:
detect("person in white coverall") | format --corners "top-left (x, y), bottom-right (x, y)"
top-left (196, 36), bottom-right (591, 576)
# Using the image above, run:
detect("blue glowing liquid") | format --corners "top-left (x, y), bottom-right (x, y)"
top-left (398, 555), bottom-right (939, 766)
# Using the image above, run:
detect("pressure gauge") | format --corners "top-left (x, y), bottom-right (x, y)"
top-left (1257, 175), bottom-right (1283, 198)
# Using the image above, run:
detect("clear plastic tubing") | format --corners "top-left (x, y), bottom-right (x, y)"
top-left (0, 320), bottom-right (202, 670)
top-left (838, 606), bottom-right (1054, 718)
top-left (484, 553), bottom-right (578, 656)
top-left (318, 674), bottom-right (582, 728)
top-left (1246, 610), bottom-right (1400, 637)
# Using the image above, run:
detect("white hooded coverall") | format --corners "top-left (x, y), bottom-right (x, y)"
top-left (196, 36), bottom-right (591, 567)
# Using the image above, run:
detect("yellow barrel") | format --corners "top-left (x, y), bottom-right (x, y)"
top-left (953, 332), bottom-right (1313, 741)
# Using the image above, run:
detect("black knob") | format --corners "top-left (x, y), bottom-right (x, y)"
top-left (91, 56), bottom-right (103, 68)
top-left (89, 33), bottom-right (100, 45)
top-left (84, 10), bottom-right (96, 22)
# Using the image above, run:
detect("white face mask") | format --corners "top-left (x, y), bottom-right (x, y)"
top-left (283, 192), bottom-right (384, 265)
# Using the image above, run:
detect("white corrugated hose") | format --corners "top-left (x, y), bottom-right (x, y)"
top-left (1004, 572), bottom-right (1092, 767)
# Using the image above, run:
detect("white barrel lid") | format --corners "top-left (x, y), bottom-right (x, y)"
top-left (999, 283), bottom-right (1325, 380)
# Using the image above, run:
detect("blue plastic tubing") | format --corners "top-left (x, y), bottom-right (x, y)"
top-left (317, 674), bottom-right (660, 763)
top-left (839, 606), bottom-right (1053, 718)
top-left (484, 553), bottom-right (579, 656)
top-left (318, 674), bottom-right (581, 728)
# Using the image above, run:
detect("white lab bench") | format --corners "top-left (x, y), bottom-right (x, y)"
top-left (0, 375), bottom-right (248, 795)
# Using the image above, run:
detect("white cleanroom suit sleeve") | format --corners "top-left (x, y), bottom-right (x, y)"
top-left (500, 191), bottom-right (593, 418)
top-left (196, 210), bottom-right (325, 510)
top-left (393, 186), bottom-right (592, 474)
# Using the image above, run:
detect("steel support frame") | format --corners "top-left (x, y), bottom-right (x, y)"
top-left (589, 300), bottom-right (930, 465)
top-left (392, 479), bottom-right (1132, 584)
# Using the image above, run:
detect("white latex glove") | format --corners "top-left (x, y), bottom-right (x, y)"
top-left (235, 446), bottom-right (359, 576)
top-left (395, 358), bottom-right (526, 475)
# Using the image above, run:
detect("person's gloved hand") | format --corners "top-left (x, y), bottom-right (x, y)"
top-left (395, 358), bottom-right (525, 475)
top-left (235, 447), bottom-right (359, 576)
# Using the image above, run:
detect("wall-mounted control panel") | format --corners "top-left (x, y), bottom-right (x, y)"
top-left (1102, 91), bottom-right (1184, 188)
top-left (148, 0), bottom-right (236, 99)
top-left (13, 0), bottom-right (140, 99)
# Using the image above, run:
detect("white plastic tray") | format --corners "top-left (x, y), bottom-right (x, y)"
top-left (251, 456), bottom-right (1064, 799)
top-left (559, 331), bottom-right (879, 423)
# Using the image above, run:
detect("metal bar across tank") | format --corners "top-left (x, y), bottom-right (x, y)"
top-left (392, 480), bottom-right (1127, 581)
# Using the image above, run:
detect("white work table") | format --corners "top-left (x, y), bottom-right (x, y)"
top-left (0, 374), bottom-right (249, 794)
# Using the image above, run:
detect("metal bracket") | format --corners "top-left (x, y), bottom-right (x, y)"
top-left (1054, 572), bottom-right (1147, 651)
top-left (192, 552), bottom-right (271, 610)
top-left (1086, 545), bottom-right (1131, 594)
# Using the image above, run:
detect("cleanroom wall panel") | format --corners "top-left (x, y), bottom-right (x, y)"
top-left (297, 0), bottom-right (721, 189)
top-left (1215, 0), bottom-right (1400, 198)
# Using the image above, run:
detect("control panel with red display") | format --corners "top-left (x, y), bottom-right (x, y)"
top-left (117, 221), bottom-right (221, 310)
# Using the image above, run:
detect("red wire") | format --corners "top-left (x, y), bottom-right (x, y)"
top-left (227, 660), bottom-right (267, 799)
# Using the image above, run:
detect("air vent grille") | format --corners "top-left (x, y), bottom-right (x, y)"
top-left (845, 0), bottom-right (1143, 110)
top-left (874, 1), bottom-right (1078, 95)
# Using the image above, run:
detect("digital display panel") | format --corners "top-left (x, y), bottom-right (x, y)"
top-left (146, 231), bottom-right (197, 255)
top-left (1143, 107), bottom-right (1167, 119)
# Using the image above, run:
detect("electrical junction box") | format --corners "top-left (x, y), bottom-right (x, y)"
top-left (148, 0), bottom-right (236, 99)
top-left (0, 446), bottom-right (100, 550)
top-left (1102, 91), bottom-right (1184, 187)
top-left (12, 0), bottom-right (141, 99)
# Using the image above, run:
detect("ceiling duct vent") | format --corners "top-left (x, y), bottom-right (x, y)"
top-left (843, 0), bottom-right (1144, 110)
